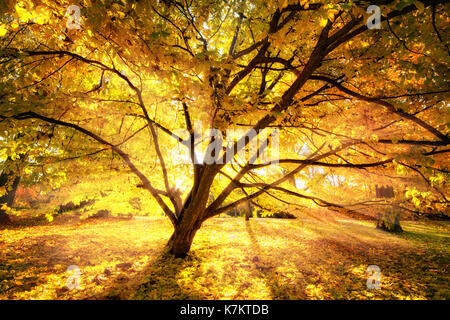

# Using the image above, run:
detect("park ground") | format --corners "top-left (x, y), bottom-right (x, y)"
top-left (0, 211), bottom-right (448, 300)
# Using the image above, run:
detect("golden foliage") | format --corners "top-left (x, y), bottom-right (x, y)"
top-left (1, 214), bottom-right (448, 300)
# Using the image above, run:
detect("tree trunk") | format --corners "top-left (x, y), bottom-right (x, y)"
top-left (165, 167), bottom-right (217, 257)
top-left (376, 210), bottom-right (403, 233)
top-left (0, 174), bottom-right (21, 226)
top-left (0, 209), bottom-right (11, 225)
top-left (245, 200), bottom-right (252, 221)
top-left (167, 206), bottom-right (204, 257)
top-left (168, 225), bottom-right (200, 257)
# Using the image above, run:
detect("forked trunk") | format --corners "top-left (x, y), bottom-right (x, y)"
top-left (166, 206), bottom-right (206, 257)
top-left (166, 166), bottom-right (216, 257)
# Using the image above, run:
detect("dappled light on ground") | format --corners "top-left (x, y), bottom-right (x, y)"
top-left (1, 216), bottom-right (448, 300)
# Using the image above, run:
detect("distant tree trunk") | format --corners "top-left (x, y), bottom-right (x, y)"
top-left (0, 173), bottom-right (21, 225)
top-left (245, 200), bottom-right (252, 221)
top-left (375, 185), bottom-right (402, 232)
top-left (376, 210), bottom-right (403, 232)
top-left (0, 207), bottom-right (11, 225)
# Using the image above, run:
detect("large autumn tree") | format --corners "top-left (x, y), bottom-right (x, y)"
top-left (0, 0), bottom-right (448, 256)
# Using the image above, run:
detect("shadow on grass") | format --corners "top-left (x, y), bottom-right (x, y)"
top-left (2, 217), bottom-right (448, 300)
top-left (0, 234), bottom-right (71, 298)
top-left (101, 248), bottom-right (208, 300)
top-left (0, 218), bottom-right (173, 299)
top-left (0, 215), bottom-right (50, 230)
top-left (244, 220), bottom-right (304, 299)
top-left (399, 230), bottom-right (450, 245)
top-left (244, 218), bottom-right (449, 299)
top-left (0, 259), bottom-right (41, 296)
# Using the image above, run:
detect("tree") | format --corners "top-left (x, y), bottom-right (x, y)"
top-left (0, 124), bottom-right (68, 224)
top-left (0, 0), bottom-right (448, 256)
top-left (0, 132), bottom-right (27, 225)
top-left (0, 159), bottom-right (21, 225)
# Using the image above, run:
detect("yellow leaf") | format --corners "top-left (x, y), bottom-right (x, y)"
top-left (11, 20), bottom-right (19, 30)
top-left (0, 25), bottom-right (7, 37)
top-left (45, 213), bottom-right (54, 222)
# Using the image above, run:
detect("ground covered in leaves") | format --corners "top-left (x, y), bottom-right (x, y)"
top-left (0, 213), bottom-right (448, 300)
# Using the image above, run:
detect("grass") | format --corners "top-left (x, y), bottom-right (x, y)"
top-left (0, 213), bottom-right (448, 300)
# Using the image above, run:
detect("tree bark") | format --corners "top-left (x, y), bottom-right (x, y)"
top-left (245, 200), bottom-right (252, 221)
top-left (166, 167), bottom-right (216, 257)
top-left (167, 223), bottom-right (201, 257)
top-left (0, 173), bottom-right (21, 226)
top-left (376, 210), bottom-right (403, 233)
top-left (167, 205), bottom-right (205, 257)
top-left (0, 208), bottom-right (11, 225)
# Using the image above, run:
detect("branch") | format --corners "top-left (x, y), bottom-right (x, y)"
top-left (210, 142), bottom-right (356, 216)
top-left (248, 158), bottom-right (393, 170)
top-left (310, 75), bottom-right (449, 143)
top-left (3, 111), bottom-right (179, 226)
top-left (217, 18), bottom-right (334, 167)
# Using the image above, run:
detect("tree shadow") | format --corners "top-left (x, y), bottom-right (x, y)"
top-left (244, 218), bottom-right (449, 299)
top-left (2, 217), bottom-right (448, 300)
top-left (399, 229), bottom-right (450, 245)
top-left (244, 220), bottom-right (307, 299)
top-left (0, 218), bottom-right (174, 299)
top-left (100, 248), bottom-right (209, 300)
top-left (0, 234), bottom-right (71, 298)
top-left (0, 215), bottom-right (50, 230)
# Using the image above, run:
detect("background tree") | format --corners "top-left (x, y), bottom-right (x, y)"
top-left (0, 158), bottom-right (22, 224)
top-left (0, 0), bottom-right (448, 256)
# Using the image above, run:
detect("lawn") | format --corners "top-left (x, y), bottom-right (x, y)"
top-left (0, 214), bottom-right (448, 300)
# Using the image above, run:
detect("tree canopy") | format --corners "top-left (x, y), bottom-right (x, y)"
top-left (0, 0), bottom-right (448, 256)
